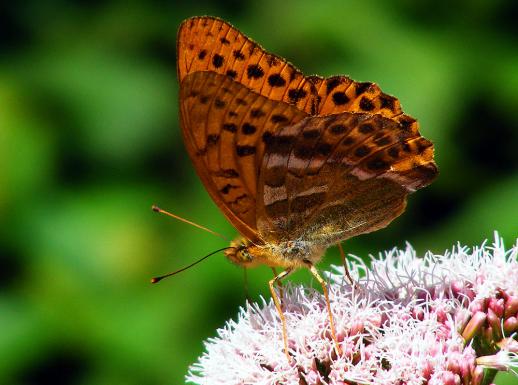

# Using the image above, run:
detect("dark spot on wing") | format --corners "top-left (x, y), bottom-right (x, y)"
top-left (316, 143), bottom-right (332, 156)
top-left (207, 134), bottom-right (220, 145)
top-left (198, 50), bottom-right (207, 60)
top-left (294, 145), bottom-right (314, 159)
top-left (247, 64), bottom-right (264, 79)
top-left (355, 82), bottom-right (372, 96)
top-left (226, 69), bottom-right (237, 79)
top-left (380, 94), bottom-right (397, 111)
top-left (214, 99), bottom-right (226, 109)
top-left (374, 136), bottom-right (392, 146)
top-left (342, 137), bottom-right (355, 146)
top-left (414, 138), bottom-right (432, 154)
top-left (241, 123), bottom-right (256, 135)
top-left (212, 54), bottom-right (224, 68)
top-left (330, 124), bottom-right (347, 135)
top-left (248, 43), bottom-right (257, 56)
top-left (268, 74), bottom-right (286, 87)
top-left (355, 145), bottom-right (371, 157)
top-left (388, 147), bottom-right (399, 158)
top-left (215, 169), bottom-right (239, 178)
top-left (359, 123), bottom-right (374, 134)
top-left (291, 192), bottom-right (325, 212)
top-left (332, 91), bottom-right (349, 105)
top-left (266, 55), bottom-right (280, 66)
top-left (288, 88), bottom-right (307, 103)
top-left (266, 135), bottom-right (296, 155)
top-left (359, 97), bottom-right (375, 111)
top-left (399, 116), bottom-right (416, 131)
top-left (271, 114), bottom-right (289, 124)
top-left (262, 131), bottom-right (274, 145)
top-left (366, 157), bottom-right (389, 171)
top-left (220, 184), bottom-right (237, 194)
top-left (233, 50), bottom-right (245, 60)
top-left (220, 37), bottom-right (230, 45)
top-left (236, 145), bottom-right (256, 156)
top-left (250, 108), bottom-right (265, 118)
top-left (303, 129), bottom-right (320, 139)
top-left (223, 123), bottom-right (237, 133)
top-left (326, 77), bottom-right (342, 93)
top-left (264, 166), bottom-right (286, 187)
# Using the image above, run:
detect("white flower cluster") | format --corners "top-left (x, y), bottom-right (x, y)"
top-left (187, 233), bottom-right (518, 385)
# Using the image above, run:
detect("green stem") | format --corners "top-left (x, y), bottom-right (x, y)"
top-left (481, 368), bottom-right (498, 385)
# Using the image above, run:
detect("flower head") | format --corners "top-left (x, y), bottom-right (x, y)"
top-left (187, 233), bottom-right (518, 385)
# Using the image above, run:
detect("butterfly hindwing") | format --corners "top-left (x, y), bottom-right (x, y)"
top-left (257, 112), bottom-right (436, 243)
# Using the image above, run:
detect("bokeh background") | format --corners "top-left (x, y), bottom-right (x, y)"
top-left (1, 1), bottom-right (517, 384)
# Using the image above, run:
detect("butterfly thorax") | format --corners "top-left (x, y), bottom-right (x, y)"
top-left (225, 236), bottom-right (326, 269)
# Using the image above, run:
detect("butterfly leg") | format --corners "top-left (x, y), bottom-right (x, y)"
top-left (305, 261), bottom-right (342, 356)
top-left (243, 267), bottom-right (251, 303)
top-left (271, 267), bottom-right (284, 304)
top-left (337, 242), bottom-right (355, 285)
top-left (268, 268), bottom-right (293, 362)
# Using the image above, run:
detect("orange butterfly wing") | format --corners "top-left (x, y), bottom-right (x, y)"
top-left (177, 16), bottom-right (437, 245)
top-left (177, 16), bottom-right (317, 113)
top-left (179, 71), bottom-right (307, 242)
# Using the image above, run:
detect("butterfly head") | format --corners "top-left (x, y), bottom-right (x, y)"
top-left (224, 237), bottom-right (257, 267)
top-left (225, 236), bottom-right (283, 268)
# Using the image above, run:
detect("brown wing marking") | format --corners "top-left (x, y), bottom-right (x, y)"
top-left (177, 16), bottom-right (317, 113)
top-left (180, 71), bottom-right (307, 242)
top-left (257, 111), bottom-right (437, 242)
top-left (308, 75), bottom-right (404, 119)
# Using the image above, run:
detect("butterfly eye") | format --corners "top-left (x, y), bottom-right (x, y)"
top-left (239, 248), bottom-right (252, 262)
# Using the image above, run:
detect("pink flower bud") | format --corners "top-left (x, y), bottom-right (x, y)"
top-left (505, 296), bottom-right (518, 318)
top-left (462, 312), bottom-right (487, 341)
top-left (503, 316), bottom-right (518, 334)
top-left (488, 298), bottom-right (505, 318)
top-left (471, 366), bottom-right (484, 385)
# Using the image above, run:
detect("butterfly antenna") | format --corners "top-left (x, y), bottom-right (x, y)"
top-left (151, 246), bottom-right (234, 283)
top-left (152, 205), bottom-right (229, 241)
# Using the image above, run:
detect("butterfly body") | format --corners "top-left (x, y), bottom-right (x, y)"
top-left (226, 236), bottom-right (326, 269)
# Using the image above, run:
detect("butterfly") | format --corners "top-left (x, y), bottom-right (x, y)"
top-left (174, 16), bottom-right (437, 359)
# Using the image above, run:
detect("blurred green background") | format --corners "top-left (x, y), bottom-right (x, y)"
top-left (1, 1), bottom-right (517, 384)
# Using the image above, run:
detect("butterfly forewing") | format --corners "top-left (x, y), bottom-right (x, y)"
top-left (179, 71), bottom-right (308, 242)
top-left (177, 16), bottom-right (318, 113)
